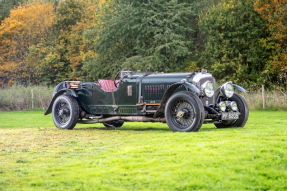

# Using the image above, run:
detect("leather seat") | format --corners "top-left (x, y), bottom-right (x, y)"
top-left (98, 80), bottom-right (118, 91)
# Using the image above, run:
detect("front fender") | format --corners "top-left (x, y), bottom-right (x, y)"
top-left (44, 89), bottom-right (78, 115)
top-left (181, 82), bottom-right (201, 94)
top-left (153, 82), bottom-right (200, 117)
top-left (161, 82), bottom-right (200, 103)
top-left (233, 84), bottom-right (247, 93)
top-left (214, 84), bottom-right (247, 102)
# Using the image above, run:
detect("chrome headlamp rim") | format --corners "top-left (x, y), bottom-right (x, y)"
top-left (201, 81), bottom-right (215, 98)
top-left (220, 82), bottom-right (234, 98)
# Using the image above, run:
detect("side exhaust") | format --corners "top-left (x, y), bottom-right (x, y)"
top-left (77, 116), bottom-right (166, 124)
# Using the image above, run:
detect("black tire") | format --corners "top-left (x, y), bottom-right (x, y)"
top-left (103, 120), bottom-right (124, 128)
top-left (52, 95), bottom-right (79, 129)
top-left (53, 82), bottom-right (64, 97)
top-left (185, 91), bottom-right (205, 131)
top-left (215, 93), bottom-right (249, 128)
top-left (165, 91), bottom-right (205, 132)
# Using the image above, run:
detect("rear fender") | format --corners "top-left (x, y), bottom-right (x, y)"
top-left (153, 82), bottom-right (200, 117)
top-left (44, 89), bottom-right (78, 115)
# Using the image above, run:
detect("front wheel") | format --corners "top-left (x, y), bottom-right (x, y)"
top-left (52, 95), bottom-right (79, 129)
top-left (215, 93), bottom-right (249, 128)
top-left (165, 91), bottom-right (205, 132)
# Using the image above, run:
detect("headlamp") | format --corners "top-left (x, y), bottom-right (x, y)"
top-left (220, 82), bottom-right (234, 98)
top-left (228, 101), bottom-right (238, 111)
top-left (218, 102), bottom-right (227, 112)
top-left (201, 81), bottom-right (214, 97)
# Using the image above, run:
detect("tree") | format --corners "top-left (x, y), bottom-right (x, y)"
top-left (84, 0), bottom-right (196, 80)
top-left (198, 0), bottom-right (271, 85)
top-left (28, 0), bottom-right (101, 84)
top-left (0, 0), bottom-right (27, 23)
top-left (254, 0), bottom-right (287, 85)
top-left (0, 2), bottom-right (55, 86)
top-left (182, 0), bottom-right (223, 72)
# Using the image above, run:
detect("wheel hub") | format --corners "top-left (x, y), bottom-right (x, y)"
top-left (58, 108), bottom-right (70, 116)
top-left (176, 108), bottom-right (190, 118)
top-left (59, 109), bottom-right (64, 116)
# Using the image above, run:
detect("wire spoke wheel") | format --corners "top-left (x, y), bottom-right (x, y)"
top-left (215, 93), bottom-right (249, 128)
top-left (52, 95), bottom-right (79, 129)
top-left (55, 102), bottom-right (71, 124)
top-left (165, 91), bottom-right (204, 132)
top-left (170, 99), bottom-right (195, 129)
top-left (103, 120), bottom-right (124, 128)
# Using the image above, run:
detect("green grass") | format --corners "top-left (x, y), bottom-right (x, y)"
top-left (0, 110), bottom-right (287, 190)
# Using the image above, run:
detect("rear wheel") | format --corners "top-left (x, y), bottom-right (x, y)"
top-left (215, 93), bottom-right (249, 128)
top-left (103, 120), bottom-right (124, 128)
top-left (52, 95), bottom-right (79, 129)
top-left (165, 91), bottom-right (205, 132)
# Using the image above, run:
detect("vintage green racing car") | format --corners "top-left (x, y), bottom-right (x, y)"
top-left (45, 69), bottom-right (249, 132)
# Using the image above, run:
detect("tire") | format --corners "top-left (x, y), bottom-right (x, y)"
top-left (165, 91), bottom-right (205, 132)
top-left (53, 82), bottom-right (64, 97)
top-left (215, 93), bottom-right (249, 128)
top-left (103, 120), bottom-right (124, 128)
top-left (52, 95), bottom-right (79, 129)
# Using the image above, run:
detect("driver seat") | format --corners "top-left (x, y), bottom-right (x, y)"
top-left (98, 80), bottom-right (118, 91)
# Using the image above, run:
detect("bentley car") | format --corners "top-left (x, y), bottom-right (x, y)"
top-left (45, 69), bottom-right (249, 132)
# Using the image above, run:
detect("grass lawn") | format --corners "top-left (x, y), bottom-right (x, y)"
top-left (0, 110), bottom-right (287, 190)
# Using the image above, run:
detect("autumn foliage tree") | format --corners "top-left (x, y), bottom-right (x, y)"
top-left (28, 0), bottom-right (102, 84)
top-left (1, 0), bottom-right (286, 87)
top-left (0, 0), bottom-right (27, 23)
top-left (0, 2), bottom-right (55, 86)
top-left (254, 0), bottom-right (287, 85)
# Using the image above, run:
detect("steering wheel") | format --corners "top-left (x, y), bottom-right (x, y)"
top-left (114, 69), bottom-right (128, 88)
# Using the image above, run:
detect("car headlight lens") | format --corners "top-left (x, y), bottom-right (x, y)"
top-left (201, 81), bottom-right (214, 97)
top-left (221, 82), bottom-right (234, 98)
top-left (218, 102), bottom-right (226, 112)
top-left (229, 101), bottom-right (238, 111)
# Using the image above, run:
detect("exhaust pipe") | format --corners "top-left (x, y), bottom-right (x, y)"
top-left (77, 116), bottom-right (166, 124)
top-left (121, 116), bottom-right (166, 122)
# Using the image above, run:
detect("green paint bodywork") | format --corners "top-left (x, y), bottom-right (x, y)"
top-left (45, 70), bottom-right (248, 119)
top-left (46, 72), bottom-right (203, 116)
top-left (73, 72), bottom-right (198, 115)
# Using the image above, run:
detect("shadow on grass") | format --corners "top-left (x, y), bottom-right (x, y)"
top-left (199, 126), bottom-right (245, 132)
top-left (75, 126), bottom-right (171, 131)
top-left (74, 125), bottom-right (245, 132)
